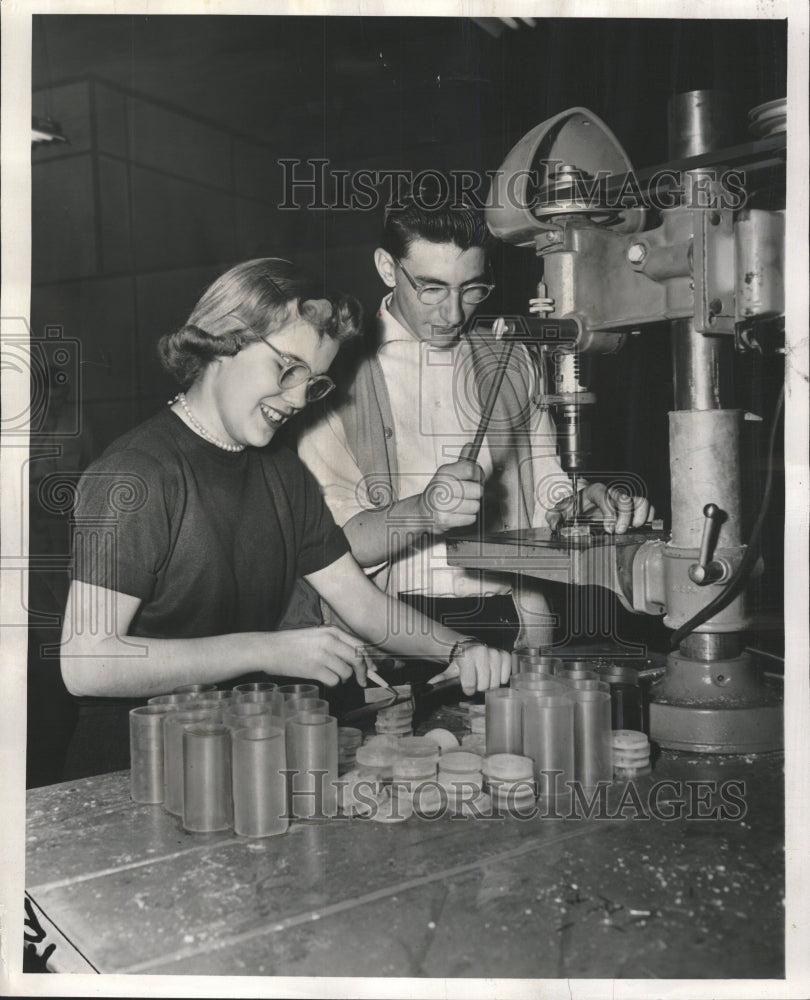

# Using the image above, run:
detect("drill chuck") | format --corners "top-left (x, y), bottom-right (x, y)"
top-left (556, 402), bottom-right (592, 473)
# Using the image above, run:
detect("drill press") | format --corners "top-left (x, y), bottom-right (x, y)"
top-left (477, 93), bottom-right (785, 753)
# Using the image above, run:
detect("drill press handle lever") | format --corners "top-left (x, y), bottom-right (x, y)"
top-left (688, 503), bottom-right (729, 586)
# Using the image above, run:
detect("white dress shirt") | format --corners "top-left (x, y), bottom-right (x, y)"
top-left (298, 296), bottom-right (571, 598)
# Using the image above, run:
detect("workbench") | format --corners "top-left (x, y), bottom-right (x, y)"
top-left (25, 725), bottom-right (784, 980)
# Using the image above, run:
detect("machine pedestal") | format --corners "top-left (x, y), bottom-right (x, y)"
top-left (649, 650), bottom-right (783, 753)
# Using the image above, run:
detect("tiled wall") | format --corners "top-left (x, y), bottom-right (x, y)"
top-left (31, 78), bottom-right (301, 451)
top-left (31, 78), bottom-right (495, 459)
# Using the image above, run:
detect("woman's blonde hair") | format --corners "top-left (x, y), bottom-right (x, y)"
top-left (158, 258), bottom-right (362, 387)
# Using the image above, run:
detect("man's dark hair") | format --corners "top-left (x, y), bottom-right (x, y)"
top-left (381, 194), bottom-right (493, 260)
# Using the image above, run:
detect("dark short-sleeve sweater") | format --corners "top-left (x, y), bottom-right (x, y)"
top-left (71, 407), bottom-right (348, 639)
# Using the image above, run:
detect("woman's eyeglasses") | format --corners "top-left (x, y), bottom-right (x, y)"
top-left (393, 257), bottom-right (495, 306)
top-left (259, 338), bottom-right (336, 402)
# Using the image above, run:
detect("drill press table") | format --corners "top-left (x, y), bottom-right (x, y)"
top-left (445, 526), bottom-right (665, 611)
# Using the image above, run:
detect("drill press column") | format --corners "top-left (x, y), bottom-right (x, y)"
top-left (649, 90), bottom-right (782, 753)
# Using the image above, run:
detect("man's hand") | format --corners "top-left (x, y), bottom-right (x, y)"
top-left (430, 643), bottom-right (512, 696)
top-left (418, 456), bottom-right (484, 532)
top-left (546, 482), bottom-right (654, 535)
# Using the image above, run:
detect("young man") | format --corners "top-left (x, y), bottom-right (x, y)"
top-left (297, 198), bottom-right (651, 658)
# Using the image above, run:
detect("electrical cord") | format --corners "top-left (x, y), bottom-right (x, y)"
top-left (669, 383), bottom-right (785, 649)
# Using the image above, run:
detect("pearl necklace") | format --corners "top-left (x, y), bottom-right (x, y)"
top-left (169, 393), bottom-right (245, 453)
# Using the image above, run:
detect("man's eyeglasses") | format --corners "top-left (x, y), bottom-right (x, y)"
top-left (259, 338), bottom-right (336, 403)
top-left (393, 257), bottom-right (495, 306)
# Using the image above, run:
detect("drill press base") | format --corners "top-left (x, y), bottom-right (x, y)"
top-left (650, 702), bottom-right (783, 754)
top-left (649, 650), bottom-right (783, 754)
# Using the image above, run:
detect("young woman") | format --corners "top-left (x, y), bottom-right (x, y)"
top-left (60, 259), bottom-right (510, 772)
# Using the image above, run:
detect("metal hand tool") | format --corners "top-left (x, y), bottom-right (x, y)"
top-left (459, 317), bottom-right (515, 464)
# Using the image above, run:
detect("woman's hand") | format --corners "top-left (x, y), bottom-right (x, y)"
top-left (264, 625), bottom-right (369, 688)
top-left (430, 643), bottom-right (512, 696)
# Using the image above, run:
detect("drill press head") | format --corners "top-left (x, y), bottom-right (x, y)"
top-left (485, 106), bottom-right (646, 248)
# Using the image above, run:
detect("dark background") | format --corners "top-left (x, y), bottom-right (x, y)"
top-left (28, 15), bottom-right (787, 785)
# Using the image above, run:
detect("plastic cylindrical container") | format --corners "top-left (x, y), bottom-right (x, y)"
top-left (511, 675), bottom-right (565, 694)
top-left (486, 688), bottom-right (524, 755)
top-left (569, 688), bottom-right (613, 788)
top-left (340, 768), bottom-right (388, 815)
top-left (484, 758), bottom-right (537, 812)
top-left (279, 683), bottom-right (320, 701)
top-left (129, 704), bottom-right (177, 803)
top-left (338, 726), bottom-right (363, 746)
top-left (285, 697), bottom-right (329, 718)
top-left (565, 659), bottom-right (602, 672)
top-left (560, 668), bottom-right (599, 682)
top-left (437, 771), bottom-right (483, 799)
top-left (483, 753), bottom-right (535, 782)
top-left (163, 707), bottom-right (220, 815)
top-left (170, 697), bottom-right (225, 721)
top-left (438, 750), bottom-right (482, 773)
top-left (483, 753), bottom-right (536, 803)
top-left (364, 734), bottom-right (401, 751)
top-left (517, 653), bottom-right (563, 676)
top-left (392, 754), bottom-right (438, 783)
top-left (337, 726), bottom-right (363, 775)
top-left (462, 733), bottom-right (488, 755)
top-left (374, 684), bottom-right (414, 735)
top-left (234, 690), bottom-right (279, 703)
top-left (374, 721), bottom-right (413, 736)
top-left (223, 700), bottom-right (276, 728)
top-left (469, 715), bottom-right (486, 736)
top-left (355, 743), bottom-right (398, 780)
top-left (511, 646), bottom-right (539, 672)
top-left (148, 692), bottom-right (198, 706)
top-left (187, 689), bottom-right (232, 703)
top-left (230, 712), bottom-right (285, 732)
top-left (172, 683), bottom-right (217, 694)
top-left (521, 692), bottom-right (575, 802)
top-left (395, 737), bottom-right (439, 759)
top-left (557, 676), bottom-right (611, 693)
top-left (285, 714), bottom-right (338, 818)
top-left (438, 750), bottom-right (483, 800)
top-left (234, 689), bottom-right (286, 716)
top-left (182, 723), bottom-right (233, 833)
top-left (232, 724), bottom-right (289, 838)
top-left (392, 756), bottom-right (439, 803)
top-left (233, 681), bottom-right (278, 695)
